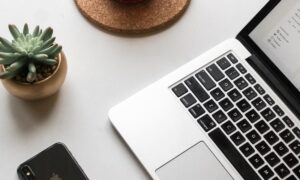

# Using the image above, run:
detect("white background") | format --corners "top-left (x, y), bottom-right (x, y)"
top-left (0, 0), bottom-right (267, 179)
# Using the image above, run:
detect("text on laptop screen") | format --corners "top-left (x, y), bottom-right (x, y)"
top-left (250, 0), bottom-right (300, 90)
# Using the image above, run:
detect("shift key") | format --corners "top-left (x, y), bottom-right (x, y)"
top-left (185, 77), bottom-right (209, 102)
top-left (196, 70), bottom-right (216, 90)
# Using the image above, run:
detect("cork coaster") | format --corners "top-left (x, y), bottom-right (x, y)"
top-left (75, 0), bottom-right (191, 34)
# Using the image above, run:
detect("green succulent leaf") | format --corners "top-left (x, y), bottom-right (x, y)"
top-left (26, 72), bottom-right (36, 82)
top-left (0, 57), bottom-right (18, 65)
top-left (39, 27), bottom-right (53, 41)
top-left (33, 54), bottom-right (48, 61)
top-left (33, 26), bottom-right (40, 37)
top-left (23, 24), bottom-right (29, 35)
top-left (0, 52), bottom-right (21, 59)
top-left (0, 42), bottom-right (12, 52)
top-left (43, 59), bottom-right (57, 65)
top-left (8, 24), bottom-right (21, 40)
top-left (0, 70), bottom-right (17, 79)
top-left (49, 45), bottom-right (62, 57)
top-left (0, 37), bottom-right (18, 52)
top-left (28, 62), bottom-right (36, 73)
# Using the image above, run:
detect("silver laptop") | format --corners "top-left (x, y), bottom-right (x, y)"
top-left (109, 0), bottom-right (300, 179)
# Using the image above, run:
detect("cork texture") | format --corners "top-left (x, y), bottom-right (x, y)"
top-left (75, 0), bottom-right (191, 34)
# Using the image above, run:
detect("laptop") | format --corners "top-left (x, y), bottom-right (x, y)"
top-left (109, 0), bottom-right (300, 179)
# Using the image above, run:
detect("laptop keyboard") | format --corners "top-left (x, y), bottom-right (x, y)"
top-left (171, 53), bottom-right (300, 180)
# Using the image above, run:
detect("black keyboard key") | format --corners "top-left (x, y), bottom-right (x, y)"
top-left (264, 95), bottom-right (275, 106)
top-left (252, 97), bottom-right (267, 111)
top-left (289, 140), bottom-right (300, 155)
top-left (249, 154), bottom-right (265, 169)
top-left (230, 131), bottom-right (246, 146)
top-left (209, 128), bottom-right (261, 180)
top-left (265, 152), bottom-right (280, 167)
top-left (221, 121), bottom-right (236, 135)
top-left (272, 177), bottom-right (279, 180)
top-left (246, 130), bottom-right (261, 144)
top-left (172, 83), bottom-right (188, 97)
top-left (245, 74), bottom-right (256, 84)
top-left (293, 127), bottom-right (300, 139)
top-left (189, 104), bottom-right (205, 118)
top-left (237, 119), bottom-right (252, 133)
top-left (240, 142), bottom-right (255, 157)
top-left (270, 118), bottom-right (285, 132)
top-left (283, 153), bottom-right (299, 168)
top-left (243, 87), bottom-right (257, 101)
top-left (264, 131), bottom-right (279, 145)
top-left (254, 84), bottom-right (266, 95)
top-left (255, 141), bottom-right (271, 156)
top-left (258, 165), bottom-right (274, 180)
top-left (273, 105), bottom-right (284, 117)
top-left (261, 108), bottom-right (276, 122)
top-left (217, 57), bottom-right (231, 70)
top-left (219, 79), bottom-right (233, 92)
top-left (293, 165), bottom-right (300, 178)
top-left (180, 93), bottom-right (196, 108)
top-left (212, 110), bottom-right (227, 124)
top-left (236, 63), bottom-right (247, 74)
top-left (280, 129), bottom-right (295, 144)
top-left (245, 109), bottom-right (260, 123)
top-left (283, 116), bottom-right (295, 128)
top-left (237, 99), bottom-right (251, 112)
top-left (274, 142), bottom-right (289, 156)
top-left (185, 77), bottom-right (210, 103)
top-left (227, 53), bottom-right (238, 64)
top-left (234, 77), bottom-right (248, 90)
top-left (286, 175), bottom-right (297, 180)
top-left (210, 88), bottom-right (225, 101)
top-left (195, 70), bottom-right (216, 91)
top-left (225, 67), bottom-right (240, 80)
top-left (198, 115), bottom-right (216, 132)
top-left (206, 64), bottom-right (225, 81)
top-left (219, 98), bottom-right (234, 111)
top-left (228, 108), bottom-right (242, 122)
top-left (228, 89), bottom-right (242, 102)
top-left (274, 163), bottom-right (290, 179)
top-left (204, 99), bottom-right (218, 113)
top-left (255, 120), bottom-right (270, 134)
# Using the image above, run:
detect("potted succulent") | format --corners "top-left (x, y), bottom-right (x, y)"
top-left (0, 24), bottom-right (67, 100)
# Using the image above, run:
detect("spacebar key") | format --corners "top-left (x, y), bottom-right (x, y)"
top-left (209, 128), bottom-right (261, 180)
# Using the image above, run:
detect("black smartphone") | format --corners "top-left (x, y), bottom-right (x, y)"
top-left (17, 143), bottom-right (89, 180)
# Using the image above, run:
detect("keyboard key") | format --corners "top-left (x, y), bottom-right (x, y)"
top-left (271, 177), bottom-right (279, 180)
top-left (245, 109), bottom-right (260, 123)
top-left (258, 165), bottom-right (274, 179)
top-left (212, 110), bottom-right (227, 124)
top-left (283, 116), bottom-right (295, 128)
top-left (263, 95), bottom-right (275, 106)
top-left (245, 74), bottom-right (256, 84)
top-left (219, 79), bottom-right (233, 92)
top-left (264, 131), bottom-right (279, 145)
top-left (280, 129), bottom-right (295, 144)
top-left (195, 70), bottom-right (216, 91)
top-left (237, 119), bottom-right (252, 133)
top-left (255, 141), bottom-right (271, 156)
top-left (217, 57), bottom-right (231, 70)
top-left (228, 89), bottom-right (242, 102)
top-left (293, 165), bottom-right (300, 179)
top-left (265, 152), bottom-right (280, 167)
top-left (206, 64), bottom-right (225, 81)
top-left (274, 142), bottom-right (289, 156)
top-left (243, 87), bottom-right (257, 100)
top-left (172, 83), bottom-right (188, 97)
top-left (289, 140), bottom-right (300, 155)
top-left (252, 97), bottom-right (267, 111)
top-left (221, 121), bottom-right (236, 135)
top-left (228, 108), bottom-right (242, 122)
top-left (246, 130), bottom-right (261, 144)
top-left (234, 77), bottom-right (248, 90)
top-left (180, 93), bottom-right (196, 108)
top-left (283, 153), bottom-right (299, 168)
top-left (286, 175), bottom-right (297, 180)
top-left (204, 99), bottom-right (218, 113)
top-left (230, 131), bottom-right (246, 146)
top-left (237, 99), bottom-right (251, 112)
top-left (270, 118), bottom-right (285, 132)
top-left (198, 115), bottom-right (216, 132)
top-left (189, 104), bottom-right (205, 118)
top-left (225, 67), bottom-right (240, 80)
top-left (240, 142), bottom-right (255, 157)
top-left (274, 163), bottom-right (290, 179)
top-left (293, 127), bottom-right (300, 139)
top-left (227, 53), bottom-right (238, 64)
top-left (236, 63), bottom-right (247, 74)
top-left (185, 77), bottom-right (210, 103)
top-left (273, 105), bottom-right (284, 117)
top-left (261, 108), bottom-right (276, 122)
top-left (219, 98), bottom-right (234, 111)
top-left (255, 120), bottom-right (270, 134)
top-left (210, 88), bottom-right (225, 101)
top-left (249, 154), bottom-right (264, 169)
top-left (209, 128), bottom-right (261, 180)
top-left (254, 84), bottom-right (266, 95)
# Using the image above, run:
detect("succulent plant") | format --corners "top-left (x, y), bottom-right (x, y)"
top-left (0, 24), bottom-right (62, 83)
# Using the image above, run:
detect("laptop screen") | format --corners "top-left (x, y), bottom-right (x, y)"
top-left (249, 0), bottom-right (300, 90)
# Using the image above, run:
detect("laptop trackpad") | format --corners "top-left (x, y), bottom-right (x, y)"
top-left (156, 142), bottom-right (233, 180)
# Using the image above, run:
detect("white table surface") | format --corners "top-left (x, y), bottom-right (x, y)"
top-left (0, 0), bottom-right (268, 179)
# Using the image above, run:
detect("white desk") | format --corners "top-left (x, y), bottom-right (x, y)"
top-left (0, 0), bottom-right (267, 179)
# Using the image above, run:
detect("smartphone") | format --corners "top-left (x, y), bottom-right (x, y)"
top-left (17, 143), bottom-right (89, 180)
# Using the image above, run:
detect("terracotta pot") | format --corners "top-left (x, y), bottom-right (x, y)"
top-left (116, 0), bottom-right (146, 4)
top-left (0, 52), bottom-right (67, 101)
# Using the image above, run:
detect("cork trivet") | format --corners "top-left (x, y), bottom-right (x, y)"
top-left (75, 0), bottom-right (191, 34)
